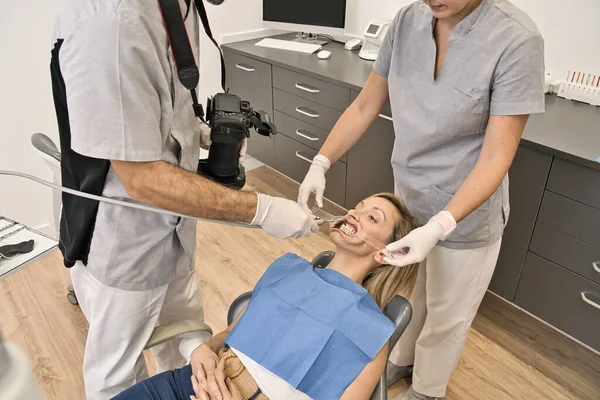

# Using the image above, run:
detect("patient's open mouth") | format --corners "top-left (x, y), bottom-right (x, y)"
top-left (334, 220), bottom-right (358, 236)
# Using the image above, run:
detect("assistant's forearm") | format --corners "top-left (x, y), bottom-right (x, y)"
top-left (444, 156), bottom-right (512, 223)
top-left (122, 161), bottom-right (258, 223)
top-left (318, 102), bottom-right (378, 164)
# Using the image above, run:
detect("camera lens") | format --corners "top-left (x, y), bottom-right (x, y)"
top-left (208, 142), bottom-right (242, 177)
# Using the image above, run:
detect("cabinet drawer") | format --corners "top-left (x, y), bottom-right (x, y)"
top-left (274, 89), bottom-right (342, 132)
top-left (345, 114), bottom-right (395, 208)
top-left (515, 253), bottom-right (600, 352)
top-left (274, 135), bottom-right (346, 206)
top-left (274, 111), bottom-right (347, 163)
top-left (273, 66), bottom-right (350, 111)
top-left (547, 158), bottom-right (600, 210)
top-left (530, 223), bottom-right (600, 286)
top-left (538, 191), bottom-right (600, 248)
top-left (224, 51), bottom-right (274, 166)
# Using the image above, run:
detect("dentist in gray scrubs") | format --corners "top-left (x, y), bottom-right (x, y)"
top-left (298, 0), bottom-right (545, 399)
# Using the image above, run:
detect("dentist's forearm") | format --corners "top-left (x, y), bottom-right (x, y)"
top-left (318, 101), bottom-right (377, 164)
top-left (111, 160), bottom-right (258, 223)
top-left (318, 69), bottom-right (389, 164)
top-left (444, 114), bottom-right (527, 222)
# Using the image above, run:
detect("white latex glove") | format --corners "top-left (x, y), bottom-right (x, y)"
top-left (384, 211), bottom-right (457, 267)
top-left (199, 122), bottom-right (212, 151)
top-left (298, 154), bottom-right (331, 210)
top-left (251, 193), bottom-right (319, 239)
top-left (199, 122), bottom-right (248, 163)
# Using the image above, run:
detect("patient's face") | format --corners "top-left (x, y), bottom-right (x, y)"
top-left (329, 196), bottom-right (399, 255)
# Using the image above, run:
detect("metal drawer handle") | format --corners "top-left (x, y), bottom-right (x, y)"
top-left (593, 262), bottom-right (600, 274)
top-left (295, 129), bottom-right (319, 141)
top-left (296, 107), bottom-right (320, 118)
top-left (235, 64), bottom-right (255, 72)
top-left (581, 292), bottom-right (600, 311)
top-left (295, 151), bottom-right (313, 164)
top-left (378, 114), bottom-right (393, 122)
top-left (295, 83), bottom-right (320, 93)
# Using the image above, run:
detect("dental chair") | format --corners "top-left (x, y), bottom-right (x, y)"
top-left (31, 133), bottom-right (413, 400)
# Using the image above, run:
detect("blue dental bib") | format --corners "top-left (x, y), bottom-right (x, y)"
top-left (225, 253), bottom-right (395, 399)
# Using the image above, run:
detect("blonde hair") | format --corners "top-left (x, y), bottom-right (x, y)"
top-left (362, 193), bottom-right (421, 309)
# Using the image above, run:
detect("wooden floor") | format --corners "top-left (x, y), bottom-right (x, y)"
top-left (1, 166), bottom-right (599, 400)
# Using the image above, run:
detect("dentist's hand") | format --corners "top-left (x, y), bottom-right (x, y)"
top-left (298, 155), bottom-right (331, 210)
top-left (252, 193), bottom-right (318, 239)
top-left (200, 122), bottom-right (248, 163)
top-left (384, 211), bottom-right (457, 267)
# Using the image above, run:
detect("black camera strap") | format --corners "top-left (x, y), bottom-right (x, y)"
top-left (156, 0), bottom-right (226, 121)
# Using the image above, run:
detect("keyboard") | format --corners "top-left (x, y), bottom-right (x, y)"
top-left (254, 38), bottom-right (322, 54)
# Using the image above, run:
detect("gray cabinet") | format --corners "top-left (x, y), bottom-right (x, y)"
top-left (274, 134), bottom-right (347, 206)
top-left (345, 90), bottom-right (395, 208)
top-left (223, 51), bottom-right (275, 166)
top-left (488, 146), bottom-right (553, 301)
top-left (515, 252), bottom-right (600, 352)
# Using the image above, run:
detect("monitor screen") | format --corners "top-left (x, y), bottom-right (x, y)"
top-left (263, 0), bottom-right (347, 29)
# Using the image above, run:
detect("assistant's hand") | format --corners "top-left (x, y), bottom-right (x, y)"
top-left (384, 211), bottom-right (457, 267)
top-left (199, 122), bottom-right (248, 163)
top-left (251, 193), bottom-right (318, 239)
top-left (191, 359), bottom-right (242, 400)
top-left (298, 155), bottom-right (331, 210)
top-left (190, 344), bottom-right (222, 400)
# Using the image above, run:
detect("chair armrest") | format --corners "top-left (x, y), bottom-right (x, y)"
top-left (145, 320), bottom-right (213, 350)
top-left (31, 133), bottom-right (61, 162)
top-left (227, 291), bottom-right (252, 325)
top-left (384, 296), bottom-right (412, 354)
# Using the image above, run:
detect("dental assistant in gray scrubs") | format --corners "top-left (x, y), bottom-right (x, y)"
top-left (297, 0), bottom-right (545, 399)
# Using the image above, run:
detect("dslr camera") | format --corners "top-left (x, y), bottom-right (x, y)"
top-left (198, 93), bottom-right (277, 189)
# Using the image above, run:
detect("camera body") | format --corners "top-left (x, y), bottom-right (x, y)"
top-left (198, 93), bottom-right (276, 189)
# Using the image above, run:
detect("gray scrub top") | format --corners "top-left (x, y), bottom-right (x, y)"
top-left (53, 0), bottom-right (201, 290)
top-left (373, 0), bottom-right (545, 249)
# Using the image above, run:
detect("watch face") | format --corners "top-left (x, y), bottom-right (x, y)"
top-left (367, 24), bottom-right (380, 35)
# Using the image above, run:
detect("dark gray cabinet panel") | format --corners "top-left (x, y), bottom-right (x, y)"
top-left (530, 223), bottom-right (600, 286)
top-left (538, 191), bottom-right (600, 248)
top-left (274, 111), bottom-right (347, 163)
top-left (546, 157), bottom-right (600, 210)
top-left (274, 134), bottom-right (346, 206)
top-left (273, 66), bottom-right (350, 111)
top-left (488, 146), bottom-right (553, 301)
top-left (223, 50), bottom-right (275, 166)
top-left (346, 115), bottom-right (395, 208)
top-left (273, 89), bottom-right (342, 132)
top-left (515, 252), bottom-right (600, 352)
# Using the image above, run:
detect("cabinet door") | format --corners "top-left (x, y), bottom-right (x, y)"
top-left (345, 91), bottom-right (395, 209)
top-left (223, 50), bottom-right (275, 166)
top-left (488, 145), bottom-right (553, 301)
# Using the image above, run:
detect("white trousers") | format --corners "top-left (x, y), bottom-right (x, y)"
top-left (70, 262), bottom-right (204, 400)
top-left (389, 239), bottom-right (502, 398)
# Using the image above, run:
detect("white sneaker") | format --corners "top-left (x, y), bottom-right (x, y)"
top-left (392, 386), bottom-right (440, 400)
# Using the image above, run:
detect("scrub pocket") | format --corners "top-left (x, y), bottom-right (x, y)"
top-left (428, 184), bottom-right (491, 246)
top-left (437, 85), bottom-right (485, 136)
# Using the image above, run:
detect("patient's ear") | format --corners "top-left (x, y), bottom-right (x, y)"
top-left (373, 252), bottom-right (387, 265)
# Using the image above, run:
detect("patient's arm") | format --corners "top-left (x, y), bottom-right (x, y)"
top-left (190, 306), bottom-right (247, 399)
top-left (340, 343), bottom-right (389, 400)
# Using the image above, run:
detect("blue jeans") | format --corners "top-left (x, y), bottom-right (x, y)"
top-left (112, 365), bottom-right (194, 400)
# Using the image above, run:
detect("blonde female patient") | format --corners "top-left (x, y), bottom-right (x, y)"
top-left (114, 193), bottom-right (420, 400)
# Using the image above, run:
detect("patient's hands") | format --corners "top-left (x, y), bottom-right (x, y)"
top-left (191, 359), bottom-right (242, 400)
top-left (190, 344), bottom-right (222, 400)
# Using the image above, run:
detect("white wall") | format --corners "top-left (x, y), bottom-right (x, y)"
top-left (0, 0), bottom-right (263, 232)
top-left (0, 0), bottom-right (65, 232)
top-left (345, 0), bottom-right (600, 80)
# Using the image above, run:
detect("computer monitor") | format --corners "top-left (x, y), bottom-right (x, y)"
top-left (262, 0), bottom-right (347, 40)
